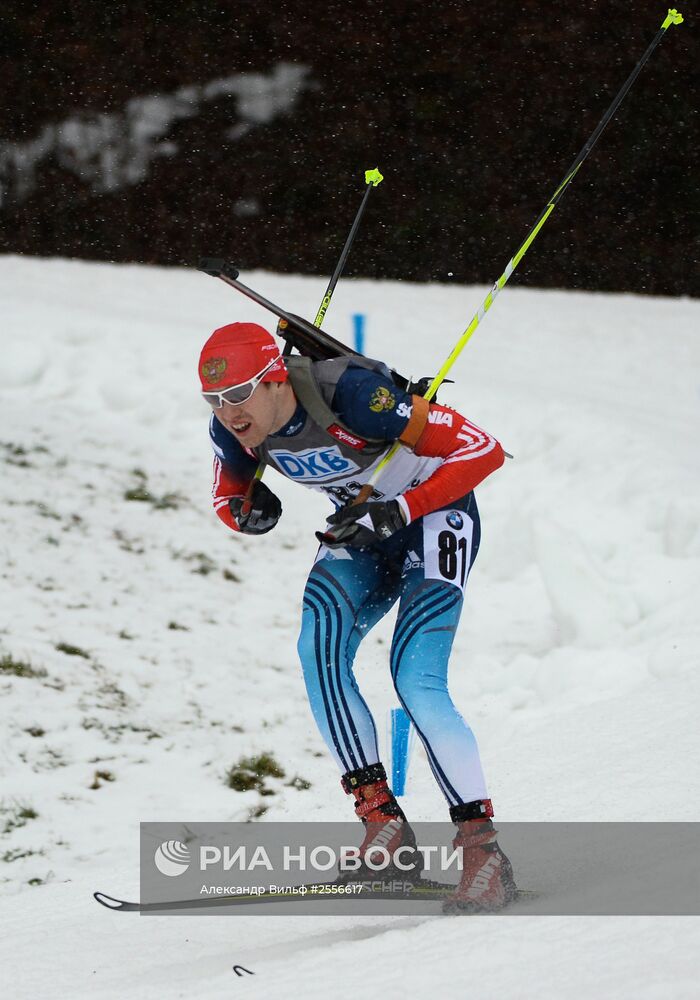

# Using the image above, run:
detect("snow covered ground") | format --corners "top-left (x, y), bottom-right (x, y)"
top-left (1, 255), bottom-right (698, 997)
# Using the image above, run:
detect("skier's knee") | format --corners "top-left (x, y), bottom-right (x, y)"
top-left (393, 669), bottom-right (452, 728)
top-left (393, 674), bottom-right (420, 719)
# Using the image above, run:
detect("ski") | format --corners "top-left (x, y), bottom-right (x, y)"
top-left (94, 878), bottom-right (536, 913)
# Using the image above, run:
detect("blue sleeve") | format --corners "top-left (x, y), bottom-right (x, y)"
top-left (331, 368), bottom-right (413, 440)
top-left (209, 414), bottom-right (259, 477)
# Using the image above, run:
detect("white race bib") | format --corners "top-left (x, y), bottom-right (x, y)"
top-left (423, 508), bottom-right (474, 593)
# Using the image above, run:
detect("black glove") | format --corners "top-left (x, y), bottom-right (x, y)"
top-left (229, 480), bottom-right (282, 535)
top-left (317, 500), bottom-right (406, 549)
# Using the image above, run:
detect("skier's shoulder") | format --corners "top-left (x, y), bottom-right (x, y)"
top-left (333, 361), bottom-right (406, 409)
top-left (330, 360), bottom-right (414, 440)
top-left (300, 355), bottom-right (392, 396)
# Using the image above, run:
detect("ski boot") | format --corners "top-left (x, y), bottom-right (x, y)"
top-left (338, 763), bottom-right (421, 883)
top-left (443, 800), bottom-right (517, 914)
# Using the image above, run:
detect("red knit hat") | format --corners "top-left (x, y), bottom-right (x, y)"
top-left (198, 323), bottom-right (288, 391)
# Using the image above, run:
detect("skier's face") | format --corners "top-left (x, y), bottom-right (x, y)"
top-left (214, 382), bottom-right (294, 447)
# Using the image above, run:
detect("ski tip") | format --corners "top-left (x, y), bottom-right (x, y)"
top-left (94, 891), bottom-right (127, 910)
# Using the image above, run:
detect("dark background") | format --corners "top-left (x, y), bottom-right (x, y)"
top-left (1, 1), bottom-right (697, 295)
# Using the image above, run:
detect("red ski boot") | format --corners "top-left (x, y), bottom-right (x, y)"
top-left (339, 763), bottom-right (420, 881)
top-left (443, 800), bottom-right (517, 913)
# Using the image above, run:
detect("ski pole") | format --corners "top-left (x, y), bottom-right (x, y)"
top-left (313, 167), bottom-right (383, 327)
top-left (199, 170), bottom-right (384, 361)
top-left (250, 167), bottom-right (383, 495)
top-left (350, 7), bottom-right (684, 506)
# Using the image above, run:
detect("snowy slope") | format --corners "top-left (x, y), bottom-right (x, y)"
top-left (0, 256), bottom-right (698, 998)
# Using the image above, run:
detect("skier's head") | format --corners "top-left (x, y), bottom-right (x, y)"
top-left (199, 322), bottom-right (295, 446)
top-left (198, 322), bottom-right (288, 395)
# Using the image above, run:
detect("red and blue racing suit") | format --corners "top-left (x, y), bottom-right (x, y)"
top-left (209, 366), bottom-right (504, 808)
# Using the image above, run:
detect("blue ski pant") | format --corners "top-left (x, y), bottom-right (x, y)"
top-left (297, 493), bottom-right (489, 808)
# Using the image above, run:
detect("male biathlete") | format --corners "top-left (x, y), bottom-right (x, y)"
top-left (200, 320), bottom-right (515, 911)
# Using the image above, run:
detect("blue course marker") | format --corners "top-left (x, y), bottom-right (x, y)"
top-left (389, 707), bottom-right (414, 797)
top-left (352, 313), bottom-right (365, 355)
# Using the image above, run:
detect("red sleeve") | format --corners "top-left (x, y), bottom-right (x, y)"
top-left (400, 402), bottom-right (505, 521)
top-left (212, 456), bottom-right (255, 531)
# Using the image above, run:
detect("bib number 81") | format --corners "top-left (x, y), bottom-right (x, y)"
top-left (437, 530), bottom-right (468, 588)
top-left (423, 509), bottom-right (474, 594)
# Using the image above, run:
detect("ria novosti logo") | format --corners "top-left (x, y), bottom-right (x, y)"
top-left (148, 836), bottom-right (465, 878)
top-left (154, 840), bottom-right (191, 877)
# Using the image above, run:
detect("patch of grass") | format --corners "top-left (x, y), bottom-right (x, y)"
top-left (287, 776), bottom-right (312, 791)
top-left (124, 485), bottom-right (152, 502)
top-left (169, 547), bottom-right (219, 575)
top-left (94, 681), bottom-right (129, 710)
top-left (113, 529), bottom-right (145, 554)
top-left (65, 513), bottom-right (84, 528)
top-left (30, 502), bottom-right (61, 520)
top-left (42, 677), bottom-right (65, 692)
top-left (226, 769), bottom-right (259, 792)
top-left (189, 552), bottom-right (218, 576)
top-left (152, 493), bottom-right (184, 510)
top-left (55, 642), bottom-right (90, 659)
top-left (82, 718), bottom-right (106, 736)
top-left (1, 441), bottom-right (32, 468)
top-left (222, 568), bottom-right (241, 583)
top-left (247, 805), bottom-right (269, 821)
top-left (25, 727), bottom-right (45, 738)
top-left (1, 801), bottom-right (38, 836)
top-left (82, 718), bottom-right (160, 742)
top-left (89, 769), bottom-right (115, 790)
top-left (23, 746), bottom-right (65, 771)
top-left (124, 469), bottom-right (184, 509)
top-left (118, 629), bottom-right (134, 640)
top-left (0, 654), bottom-right (47, 679)
top-left (167, 621), bottom-right (190, 631)
top-left (225, 753), bottom-right (286, 794)
top-left (2, 442), bottom-right (27, 457)
top-left (242, 753), bottom-right (285, 779)
top-left (2, 848), bottom-right (42, 863)
top-left (36, 747), bottom-right (66, 770)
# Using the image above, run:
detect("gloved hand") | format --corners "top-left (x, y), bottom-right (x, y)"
top-left (229, 480), bottom-right (282, 535)
top-left (316, 500), bottom-right (406, 549)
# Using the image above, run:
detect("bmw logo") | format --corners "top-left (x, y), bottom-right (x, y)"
top-left (446, 511), bottom-right (463, 530)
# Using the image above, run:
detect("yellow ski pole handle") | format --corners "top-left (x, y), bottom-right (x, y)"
top-left (662, 8), bottom-right (683, 28)
top-left (353, 8), bottom-right (684, 501)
